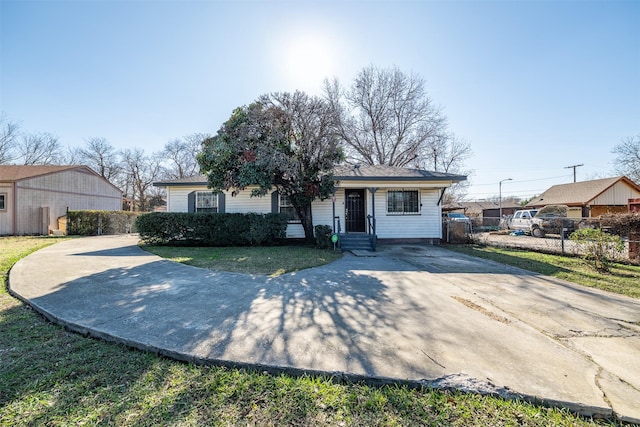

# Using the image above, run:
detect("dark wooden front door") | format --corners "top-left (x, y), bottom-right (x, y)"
top-left (345, 189), bottom-right (365, 232)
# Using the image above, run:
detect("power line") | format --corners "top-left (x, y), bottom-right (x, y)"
top-left (468, 174), bottom-right (573, 187)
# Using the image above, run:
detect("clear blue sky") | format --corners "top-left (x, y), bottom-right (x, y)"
top-left (2, 0), bottom-right (639, 200)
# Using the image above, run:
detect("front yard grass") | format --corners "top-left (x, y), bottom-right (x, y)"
top-left (1, 236), bottom-right (624, 425)
top-left (140, 244), bottom-right (343, 276)
top-left (445, 244), bottom-right (640, 299)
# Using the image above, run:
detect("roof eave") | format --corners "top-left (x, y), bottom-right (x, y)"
top-left (333, 175), bottom-right (467, 182)
top-left (153, 181), bottom-right (209, 187)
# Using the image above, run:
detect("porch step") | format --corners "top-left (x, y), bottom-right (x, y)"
top-left (339, 234), bottom-right (375, 251)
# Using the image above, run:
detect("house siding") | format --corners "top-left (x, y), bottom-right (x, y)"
top-left (13, 169), bottom-right (121, 235)
top-left (376, 189), bottom-right (441, 238)
top-left (168, 186), bottom-right (274, 214)
top-left (0, 183), bottom-right (15, 235)
top-left (591, 181), bottom-right (640, 206)
top-left (307, 188), bottom-right (442, 239)
top-left (159, 179), bottom-right (449, 241)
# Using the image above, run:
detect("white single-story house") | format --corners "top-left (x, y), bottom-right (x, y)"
top-left (0, 165), bottom-right (123, 235)
top-left (153, 165), bottom-right (466, 247)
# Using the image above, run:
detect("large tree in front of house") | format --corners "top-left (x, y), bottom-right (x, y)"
top-left (198, 91), bottom-right (344, 243)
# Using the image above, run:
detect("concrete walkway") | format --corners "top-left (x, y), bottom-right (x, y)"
top-left (8, 235), bottom-right (640, 423)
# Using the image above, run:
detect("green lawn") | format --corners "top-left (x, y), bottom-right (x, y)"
top-left (141, 244), bottom-right (342, 276)
top-left (445, 244), bottom-right (640, 299)
top-left (0, 237), bottom-right (624, 426)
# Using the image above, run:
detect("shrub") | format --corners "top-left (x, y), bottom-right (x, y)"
top-left (315, 224), bottom-right (333, 249)
top-left (136, 212), bottom-right (287, 246)
top-left (67, 210), bottom-right (139, 236)
top-left (569, 227), bottom-right (625, 272)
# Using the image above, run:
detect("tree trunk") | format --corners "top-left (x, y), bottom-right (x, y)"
top-left (297, 203), bottom-right (315, 244)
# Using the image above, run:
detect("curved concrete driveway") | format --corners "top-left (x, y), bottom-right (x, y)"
top-left (9, 235), bottom-right (640, 423)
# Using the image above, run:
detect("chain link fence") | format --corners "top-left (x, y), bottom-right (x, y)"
top-left (444, 216), bottom-right (640, 264)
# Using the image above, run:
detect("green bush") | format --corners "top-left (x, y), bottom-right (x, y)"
top-left (136, 212), bottom-right (287, 246)
top-left (315, 224), bottom-right (333, 249)
top-left (67, 211), bottom-right (139, 236)
top-left (569, 227), bottom-right (625, 272)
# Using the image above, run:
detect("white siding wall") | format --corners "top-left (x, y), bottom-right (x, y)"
top-left (225, 191), bottom-right (271, 214)
top-left (591, 181), bottom-right (640, 206)
top-left (0, 183), bottom-right (14, 235)
top-left (310, 188), bottom-right (442, 239)
top-left (167, 186), bottom-right (272, 213)
top-left (167, 186), bottom-right (200, 212)
top-left (15, 169), bottom-right (121, 235)
top-left (373, 189), bottom-right (441, 239)
top-left (166, 184), bottom-right (445, 240)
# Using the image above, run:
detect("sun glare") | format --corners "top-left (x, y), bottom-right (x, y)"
top-left (280, 33), bottom-right (336, 93)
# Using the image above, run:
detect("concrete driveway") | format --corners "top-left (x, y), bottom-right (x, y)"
top-left (8, 235), bottom-right (640, 423)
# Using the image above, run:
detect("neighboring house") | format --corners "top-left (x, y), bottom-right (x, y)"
top-left (0, 165), bottom-right (122, 235)
top-left (444, 201), bottom-right (521, 220)
top-left (154, 165), bottom-right (466, 245)
top-left (526, 176), bottom-right (640, 218)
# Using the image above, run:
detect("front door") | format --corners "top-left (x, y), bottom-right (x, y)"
top-left (345, 189), bottom-right (365, 232)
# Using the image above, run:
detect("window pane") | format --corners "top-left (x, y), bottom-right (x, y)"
top-left (0, 195), bottom-right (5, 210)
top-left (387, 190), bottom-right (419, 214)
top-left (403, 191), bottom-right (419, 213)
top-left (196, 192), bottom-right (217, 213)
top-left (280, 194), bottom-right (299, 222)
top-left (387, 191), bottom-right (403, 213)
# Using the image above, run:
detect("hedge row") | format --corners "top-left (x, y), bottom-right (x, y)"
top-left (67, 210), bottom-right (139, 236)
top-left (135, 212), bottom-right (288, 246)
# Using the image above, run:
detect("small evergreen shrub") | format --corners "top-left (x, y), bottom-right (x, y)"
top-left (136, 212), bottom-right (287, 246)
top-left (315, 224), bottom-right (333, 249)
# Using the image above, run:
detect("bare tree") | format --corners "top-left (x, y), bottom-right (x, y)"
top-left (0, 114), bottom-right (20, 164)
top-left (325, 65), bottom-right (448, 167)
top-left (161, 133), bottom-right (208, 179)
top-left (61, 145), bottom-right (83, 165)
top-left (419, 133), bottom-right (472, 174)
top-left (121, 148), bottom-right (164, 211)
top-left (612, 134), bottom-right (640, 183)
top-left (78, 137), bottom-right (124, 182)
top-left (16, 132), bottom-right (63, 165)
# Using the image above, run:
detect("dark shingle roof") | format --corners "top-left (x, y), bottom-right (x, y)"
top-left (155, 166), bottom-right (467, 187)
top-left (154, 175), bottom-right (209, 186)
top-left (332, 165), bottom-right (466, 182)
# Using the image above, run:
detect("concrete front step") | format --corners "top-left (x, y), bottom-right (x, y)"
top-left (339, 234), bottom-right (374, 251)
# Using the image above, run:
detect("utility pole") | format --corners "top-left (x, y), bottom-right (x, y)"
top-left (564, 164), bottom-right (584, 183)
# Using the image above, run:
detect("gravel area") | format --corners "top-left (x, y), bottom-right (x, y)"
top-left (471, 231), bottom-right (631, 261)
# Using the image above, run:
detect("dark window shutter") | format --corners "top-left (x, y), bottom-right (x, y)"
top-left (271, 191), bottom-right (279, 214)
top-left (188, 191), bottom-right (195, 213)
top-left (218, 192), bottom-right (225, 213)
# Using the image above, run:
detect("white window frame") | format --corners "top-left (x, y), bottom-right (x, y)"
top-left (279, 194), bottom-right (300, 223)
top-left (195, 191), bottom-right (218, 213)
top-left (0, 193), bottom-right (6, 211)
top-left (386, 189), bottom-right (421, 215)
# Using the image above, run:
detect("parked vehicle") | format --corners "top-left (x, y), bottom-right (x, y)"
top-left (508, 209), bottom-right (538, 233)
top-left (509, 206), bottom-right (575, 237)
top-left (446, 212), bottom-right (472, 223)
top-left (530, 205), bottom-right (576, 237)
